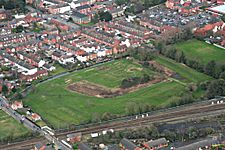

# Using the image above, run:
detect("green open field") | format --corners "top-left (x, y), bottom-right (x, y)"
top-left (0, 110), bottom-right (31, 141)
top-left (23, 59), bottom-right (211, 128)
top-left (156, 56), bottom-right (212, 83)
top-left (175, 39), bottom-right (225, 64)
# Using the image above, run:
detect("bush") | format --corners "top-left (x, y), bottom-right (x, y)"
top-left (120, 75), bottom-right (152, 89)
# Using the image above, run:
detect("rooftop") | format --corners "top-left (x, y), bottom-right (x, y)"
top-left (208, 4), bottom-right (225, 14)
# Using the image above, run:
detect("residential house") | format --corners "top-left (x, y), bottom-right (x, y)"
top-left (11, 101), bottom-right (23, 110)
top-left (120, 138), bottom-right (142, 150)
top-left (34, 143), bottom-right (46, 150)
top-left (48, 4), bottom-right (71, 14)
top-left (52, 51), bottom-right (75, 65)
top-left (176, 138), bottom-right (220, 150)
top-left (71, 11), bottom-right (91, 24)
top-left (143, 138), bottom-right (168, 150)
top-left (76, 4), bottom-right (91, 15)
top-left (110, 7), bottom-right (125, 18)
top-left (34, 143), bottom-right (54, 150)
top-left (31, 113), bottom-right (41, 122)
top-left (19, 69), bottom-right (48, 82)
top-left (67, 132), bottom-right (82, 144)
top-left (0, 51), bottom-right (38, 76)
top-left (0, 8), bottom-right (10, 21)
top-left (17, 51), bottom-right (46, 68)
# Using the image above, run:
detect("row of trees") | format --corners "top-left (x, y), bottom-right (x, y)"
top-left (159, 46), bottom-right (225, 79)
top-left (89, 123), bottom-right (216, 145)
top-left (157, 43), bottom-right (225, 99)
top-left (155, 23), bottom-right (194, 46)
top-left (128, 47), bottom-right (156, 61)
top-left (86, 91), bottom-right (195, 124)
top-left (200, 79), bottom-right (225, 99)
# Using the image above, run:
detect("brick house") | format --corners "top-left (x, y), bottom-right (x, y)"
top-left (120, 138), bottom-right (142, 150)
top-left (11, 101), bottom-right (23, 110)
top-left (71, 12), bottom-right (91, 24)
top-left (143, 138), bottom-right (168, 150)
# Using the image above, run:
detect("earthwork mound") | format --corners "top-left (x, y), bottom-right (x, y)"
top-left (67, 81), bottom-right (122, 98)
top-left (67, 77), bottom-right (165, 98)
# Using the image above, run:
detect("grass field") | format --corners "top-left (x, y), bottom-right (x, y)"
top-left (23, 59), bottom-right (211, 128)
top-left (156, 56), bottom-right (212, 83)
top-left (175, 39), bottom-right (225, 64)
top-left (0, 110), bottom-right (31, 141)
top-left (74, 59), bottom-right (157, 88)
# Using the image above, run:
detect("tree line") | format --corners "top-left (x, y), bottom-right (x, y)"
top-left (158, 46), bottom-right (225, 79)
top-left (0, 0), bottom-right (25, 12)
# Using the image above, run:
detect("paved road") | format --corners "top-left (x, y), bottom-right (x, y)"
top-left (0, 96), bottom-right (71, 150)
top-left (0, 96), bottom-right (39, 132)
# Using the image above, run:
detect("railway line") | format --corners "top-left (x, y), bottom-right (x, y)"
top-left (1, 100), bottom-right (225, 150)
top-left (0, 137), bottom-right (46, 150)
top-left (56, 101), bottom-right (225, 138)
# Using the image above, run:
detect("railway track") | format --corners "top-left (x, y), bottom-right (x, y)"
top-left (0, 137), bottom-right (46, 150)
top-left (56, 102), bottom-right (225, 138)
top-left (1, 102), bottom-right (225, 150)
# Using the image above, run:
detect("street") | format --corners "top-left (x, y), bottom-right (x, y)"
top-left (0, 96), bottom-right (71, 150)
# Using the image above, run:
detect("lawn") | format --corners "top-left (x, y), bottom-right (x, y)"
top-left (0, 110), bottom-right (31, 141)
top-left (156, 56), bottom-right (212, 83)
top-left (49, 64), bottom-right (67, 76)
top-left (73, 59), bottom-right (157, 88)
top-left (23, 59), bottom-right (210, 128)
top-left (175, 39), bottom-right (225, 64)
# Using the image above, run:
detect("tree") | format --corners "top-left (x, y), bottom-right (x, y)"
top-left (179, 93), bottom-right (194, 105)
top-left (91, 13), bottom-right (99, 23)
top-left (155, 41), bottom-right (165, 53)
top-left (15, 25), bottom-right (24, 33)
top-left (115, 0), bottom-right (129, 5)
top-left (206, 79), bottom-right (225, 98)
top-left (68, 17), bottom-right (73, 22)
top-left (102, 112), bottom-right (114, 121)
top-left (204, 60), bottom-right (216, 76)
top-left (2, 84), bottom-right (8, 95)
top-left (219, 71), bottom-right (225, 80)
top-left (98, 11), bottom-right (112, 22)
top-left (204, 60), bottom-right (216, 77)
top-left (11, 87), bottom-right (17, 93)
top-left (91, 113), bottom-right (101, 123)
top-left (125, 102), bottom-right (136, 115)
top-left (175, 51), bottom-right (185, 63)
top-left (221, 15), bottom-right (225, 23)
top-left (125, 5), bottom-right (135, 14)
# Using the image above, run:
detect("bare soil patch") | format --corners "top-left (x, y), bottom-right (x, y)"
top-left (67, 77), bottom-right (165, 98)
